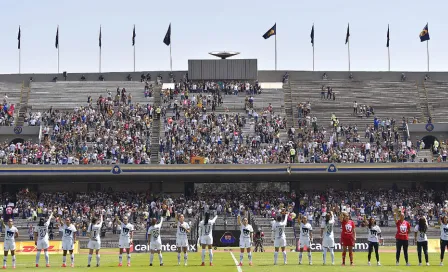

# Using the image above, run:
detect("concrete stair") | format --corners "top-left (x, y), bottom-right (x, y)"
top-left (15, 81), bottom-right (31, 126)
top-left (150, 86), bottom-right (162, 164)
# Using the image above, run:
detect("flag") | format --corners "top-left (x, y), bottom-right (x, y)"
top-left (263, 23), bottom-right (276, 39)
top-left (99, 26), bottom-right (102, 48)
top-left (419, 23), bottom-right (430, 42)
top-left (345, 24), bottom-right (350, 44)
top-left (386, 25), bottom-right (390, 47)
top-left (17, 26), bottom-right (21, 49)
top-left (163, 23), bottom-right (171, 46)
top-left (132, 25), bottom-right (136, 46)
top-left (55, 26), bottom-right (59, 49)
top-left (310, 25), bottom-right (314, 46)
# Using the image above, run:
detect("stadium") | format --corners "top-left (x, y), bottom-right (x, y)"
top-left (2, 1), bottom-right (448, 271)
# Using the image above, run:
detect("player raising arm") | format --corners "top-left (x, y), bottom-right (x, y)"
top-left (271, 209), bottom-right (289, 265)
top-left (34, 211), bottom-right (53, 267)
top-left (61, 217), bottom-right (77, 267)
top-left (116, 215), bottom-right (134, 267)
top-left (339, 211), bottom-right (356, 266)
top-left (237, 213), bottom-right (254, 266)
top-left (297, 213), bottom-right (313, 265)
top-left (87, 214), bottom-right (103, 267)
top-left (364, 216), bottom-right (381, 266)
top-left (175, 214), bottom-right (190, 266)
top-left (147, 217), bottom-right (164, 266)
top-left (2, 218), bottom-right (19, 269)
top-left (394, 209), bottom-right (410, 266)
top-left (320, 211), bottom-right (335, 265)
top-left (198, 212), bottom-right (218, 266)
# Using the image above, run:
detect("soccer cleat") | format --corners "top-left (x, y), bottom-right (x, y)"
top-left (36, 264), bottom-right (39, 268)
top-left (368, 261), bottom-right (371, 266)
top-left (62, 263), bottom-right (67, 267)
top-left (440, 262), bottom-right (444, 266)
top-left (238, 262), bottom-right (243, 266)
top-left (210, 262), bottom-right (213, 266)
top-left (87, 265), bottom-right (90, 267)
top-left (200, 262), bottom-right (205, 266)
top-left (127, 263), bottom-right (131, 267)
top-left (341, 263), bottom-right (345, 266)
top-left (12, 266), bottom-right (15, 269)
top-left (426, 263), bottom-right (430, 266)
top-left (160, 263), bottom-right (163, 266)
top-left (149, 264), bottom-right (152, 266)
top-left (331, 262), bottom-right (335, 265)
top-left (2, 266), bottom-right (5, 269)
top-left (377, 262), bottom-right (381, 266)
top-left (118, 263), bottom-right (122, 267)
top-left (178, 262), bottom-right (180, 265)
top-left (96, 264), bottom-right (100, 267)
top-left (46, 264), bottom-right (50, 267)
top-left (309, 262), bottom-right (312, 265)
top-left (184, 261), bottom-right (188, 266)
top-left (396, 262), bottom-right (399, 266)
top-left (299, 261), bottom-right (302, 265)
top-left (406, 263), bottom-right (411, 266)
top-left (418, 263), bottom-right (422, 266)
top-left (249, 262), bottom-right (253, 266)
top-left (350, 262), bottom-right (354, 266)
top-left (71, 264), bottom-right (74, 268)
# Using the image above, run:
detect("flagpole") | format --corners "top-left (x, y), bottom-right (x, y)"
top-left (388, 46), bottom-right (390, 72)
top-left (134, 42), bottom-right (136, 72)
top-left (426, 40), bottom-right (429, 72)
top-left (170, 42), bottom-right (172, 72)
top-left (275, 28), bottom-right (277, 71)
top-left (348, 37), bottom-right (351, 72)
top-left (312, 43), bottom-right (315, 72)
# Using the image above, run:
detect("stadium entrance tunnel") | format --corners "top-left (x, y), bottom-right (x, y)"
top-left (421, 135), bottom-right (438, 149)
top-left (10, 138), bottom-right (24, 145)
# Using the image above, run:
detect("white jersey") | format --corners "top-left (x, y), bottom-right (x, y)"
top-left (176, 221), bottom-right (190, 239)
top-left (300, 222), bottom-right (312, 241)
top-left (119, 223), bottom-right (134, 242)
top-left (34, 217), bottom-right (52, 241)
top-left (89, 218), bottom-right (103, 242)
top-left (414, 225), bottom-right (428, 242)
top-left (147, 217), bottom-right (163, 243)
top-left (4, 226), bottom-right (18, 242)
top-left (240, 224), bottom-right (254, 240)
top-left (441, 223), bottom-right (448, 241)
top-left (367, 225), bottom-right (381, 243)
top-left (321, 215), bottom-right (335, 240)
top-left (62, 224), bottom-right (77, 243)
top-left (199, 216), bottom-right (217, 238)
top-left (271, 215), bottom-right (288, 239)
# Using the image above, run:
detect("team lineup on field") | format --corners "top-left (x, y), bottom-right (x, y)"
top-left (3, 210), bottom-right (448, 270)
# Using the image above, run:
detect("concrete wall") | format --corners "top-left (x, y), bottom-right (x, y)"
top-left (2, 70), bottom-right (448, 84)
top-left (0, 126), bottom-right (40, 143)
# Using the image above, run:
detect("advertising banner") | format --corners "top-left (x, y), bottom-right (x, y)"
top-left (296, 238), bottom-right (370, 252)
top-left (131, 240), bottom-right (197, 253)
top-left (0, 241), bottom-right (79, 255)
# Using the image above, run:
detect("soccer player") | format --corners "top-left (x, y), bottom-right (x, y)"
top-left (339, 211), bottom-right (356, 266)
top-left (439, 215), bottom-right (448, 266)
top-left (147, 217), bottom-right (164, 266)
top-left (175, 214), bottom-right (190, 266)
top-left (393, 210), bottom-right (410, 266)
top-left (271, 210), bottom-right (289, 265)
top-left (2, 218), bottom-right (18, 269)
top-left (116, 215), bottom-right (134, 267)
top-left (320, 211), bottom-right (335, 265)
top-left (414, 216), bottom-right (429, 266)
top-left (237, 214), bottom-right (254, 266)
top-left (87, 214), bottom-right (103, 267)
top-left (61, 217), bottom-right (77, 267)
top-left (297, 213), bottom-right (313, 265)
top-left (198, 212), bottom-right (218, 266)
top-left (34, 212), bottom-right (54, 267)
top-left (364, 217), bottom-right (381, 266)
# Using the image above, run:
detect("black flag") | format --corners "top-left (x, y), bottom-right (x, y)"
top-left (310, 25), bottom-right (314, 46)
top-left (387, 25), bottom-right (390, 48)
top-left (163, 24), bottom-right (171, 46)
top-left (345, 24), bottom-right (350, 44)
top-left (17, 26), bottom-right (21, 49)
top-left (132, 25), bottom-right (136, 46)
top-left (55, 26), bottom-right (59, 49)
top-left (99, 26), bottom-right (102, 48)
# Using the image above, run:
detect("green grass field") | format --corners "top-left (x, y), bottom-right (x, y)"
top-left (3, 250), bottom-right (448, 271)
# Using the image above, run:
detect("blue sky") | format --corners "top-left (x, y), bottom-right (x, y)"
top-left (0, 0), bottom-right (444, 73)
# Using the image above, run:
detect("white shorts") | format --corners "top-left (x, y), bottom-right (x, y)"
top-left (239, 238), bottom-right (251, 248)
top-left (274, 238), bottom-right (287, 248)
top-left (322, 237), bottom-right (335, 248)
top-left (119, 239), bottom-right (132, 249)
top-left (88, 240), bottom-right (101, 250)
top-left (62, 240), bottom-right (74, 251)
top-left (176, 238), bottom-right (189, 248)
top-left (36, 239), bottom-right (49, 250)
top-left (200, 236), bottom-right (213, 245)
top-left (299, 239), bottom-right (310, 249)
top-left (3, 241), bottom-right (16, 251)
top-left (149, 241), bottom-right (162, 251)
